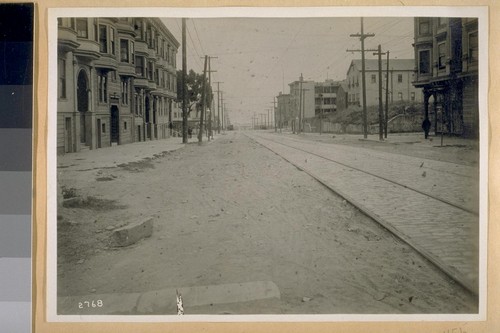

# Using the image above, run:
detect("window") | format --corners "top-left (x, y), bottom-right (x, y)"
top-left (134, 93), bottom-right (140, 115)
top-left (76, 18), bottom-right (88, 38)
top-left (371, 74), bottom-right (376, 84)
top-left (124, 122), bottom-right (127, 130)
top-left (102, 123), bottom-right (106, 133)
top-left (438, 42), bottom-right (446, 69)
top-left (398, 74), bottom-right (403, 83)
top-left (135, 56), bottom-right (144, 77)
top-left (110, 27), bottom-right (115, 55)
top-left (469, 31), bottom-right (478, 64)
top-left (59, 18), bottom-right (76, 30)
top-left (99, 25), bottom-right (107, 53)
top-left (419, 50), bottom-right (431, 74)
top-left (120, 39), bottom-right (129, 62)
top-left (121, 78), bottom-right (129, 105)
top-left (98, 24), bottom-right (114, 55)
top-left (98, 72), bottom-right (107, 103)
top-left (398, 92), bottom-right (403, 100)
top-left (155, 69), bottom-right (160, 85)
top-left (94, 18), bottom-right (98, 41)
top-left (147, 60), bottom-right (154, 81)
top-left (58, 59), bottom-right (66, 99)
top-left (419, 20), bottom-right (430, 35)
top-left (411, 92), bottom-right (415, 101)
top-left (131, 41), bottom-right (134, 64)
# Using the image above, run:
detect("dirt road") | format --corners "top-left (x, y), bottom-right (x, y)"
top-left (57, 131), bottom-right (478, 314)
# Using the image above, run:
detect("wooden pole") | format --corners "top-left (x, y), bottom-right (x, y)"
top-left (198, 55), bottom-right (207, 144)
top-left (181, 18), bottom-right (188, 143)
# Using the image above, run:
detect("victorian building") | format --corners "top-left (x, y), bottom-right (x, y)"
top-left (314, 80), bottom-right (347, 115)
top-left (412, 17), bottom-right (479, 137)
top-left (57, 17), bottom-right (179, 154)
top-left (346, 59), bottom-right (423, 107)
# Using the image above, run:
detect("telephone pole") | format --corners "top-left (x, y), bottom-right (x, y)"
top-left (198, 55), bottom-right (208, 144)
top-left (181, 18), bottom-right (188, 143)
top-left (348, 17), bottom-right (375, 139)
top-left (214, 81), bottom-right (223, 134)
top-left (202, 56), bottom-right (218, 140)
top-left (273, 97), bottom-right (277, 132)
top-left (298, 74), bottom-right (303, 134)
top-left (319, 93), bottom-right (323, 135)
top-left (373, 45), bottom-right (384, 141)
top-left (385, 50), bottom-right (390, 138)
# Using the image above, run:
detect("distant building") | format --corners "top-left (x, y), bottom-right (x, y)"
top-left (314, 80), bottom-right (347, 115)
top-left (57, 17), bottom-right (179, 154)
top-left (288, 75), bottom-right (315, 131)
top-left (276, 92), bottom-right (293, 128)
top-left (346, 59), bottom-right (423, 107)
top-left (412, 17), bottom-right (479, 137)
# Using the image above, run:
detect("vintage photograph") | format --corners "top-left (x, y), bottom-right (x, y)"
top-left (49, 8), bottom-right (485, 319)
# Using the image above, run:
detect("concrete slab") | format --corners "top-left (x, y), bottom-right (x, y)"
top-left (137, 281), bottom-right (281, 314)
top-left (111, 217), bottom-right (153, 247)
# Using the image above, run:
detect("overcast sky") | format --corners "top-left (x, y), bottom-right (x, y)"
top-left (161, 17), bottom-right (414, 125)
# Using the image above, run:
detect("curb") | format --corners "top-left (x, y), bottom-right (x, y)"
top-left (57, 281), bottom-right (280, 315)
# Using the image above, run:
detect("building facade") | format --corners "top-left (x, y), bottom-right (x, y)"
top-left (346, 59), bottom-right (423, 108)
top-left (314, 80), bottom-right (347, 115)
top-left (412, 17), bottom-right (479, 137)
top-left (288, 75), bottom-right (315, 125)
top-left (276, 92), bottom-right (294, 129)
top-left (57, 17), bottom-right (179, 154)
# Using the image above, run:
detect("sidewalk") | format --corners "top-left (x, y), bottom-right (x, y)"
top-left (58, 137), bottom-right (185, 171)
top-left (57, 134), bottom-right (223, 171)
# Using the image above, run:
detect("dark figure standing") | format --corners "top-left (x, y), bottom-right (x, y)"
top-left (422, 118), bottom-right (431, 139)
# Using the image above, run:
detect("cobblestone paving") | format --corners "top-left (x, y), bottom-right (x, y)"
top-left (269, 134), bottom-right (479, 214)
top-left (249, 132), bottom-right (480, 294)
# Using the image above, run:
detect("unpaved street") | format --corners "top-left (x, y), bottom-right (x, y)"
top-left (57, 132), bottom-right (478, 314)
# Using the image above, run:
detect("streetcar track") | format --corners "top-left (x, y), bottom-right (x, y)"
top-left (270, 134), bottom-right (477, 179)
top-left (248, 133), bottom-right (478, 216)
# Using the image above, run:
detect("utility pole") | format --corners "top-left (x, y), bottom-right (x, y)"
top-left (373, 45), bottom-right (384, 141)
top-left (220, 92), bottom-right (224, 131)
top-left (198, 55), bottom-right (208, 144)
top-left (202, 56), bottom-right (218, 140)
top-left (214, 81), bottom-right (223, 134)
top-left (319, 93), bottom-right (323, 135)
top-left (298, 74), bottom-right (303, 134)
top-left (385, 50), bottom-right (390, 138)
top-left (274, 97), bottom-right (277, 132)
top-left (223, 103), bottom-right (227, 131)
top-left (301, 88), bottom-right (310, 133)
top-left (181, 18), bottom-right (188, 143)
top-left (348, 17), bottom-right (375, 139)
top-left (278, 97), bottom-right (282, 133)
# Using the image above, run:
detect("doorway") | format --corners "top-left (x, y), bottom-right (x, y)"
top-left (110, 105), bottom-right (119, 144)
top-left (77, 70), bottom-right (89, 144)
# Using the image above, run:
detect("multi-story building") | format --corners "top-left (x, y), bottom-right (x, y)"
top-left (345, 59), bottom-right (423, 107)
top-left (314, 80), bottom-right (347, 115)
top-left (289, 75), bottom-right (315, 123)
top-left (275, 92), bottom-right (294, 128)
top-left (412, 17), bottom-right (479, 137)
top-left (57, 17), bottom-right (179, 154)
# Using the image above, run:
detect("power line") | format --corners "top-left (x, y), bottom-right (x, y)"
top-left (191, 19), bottom-right (206, 56)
